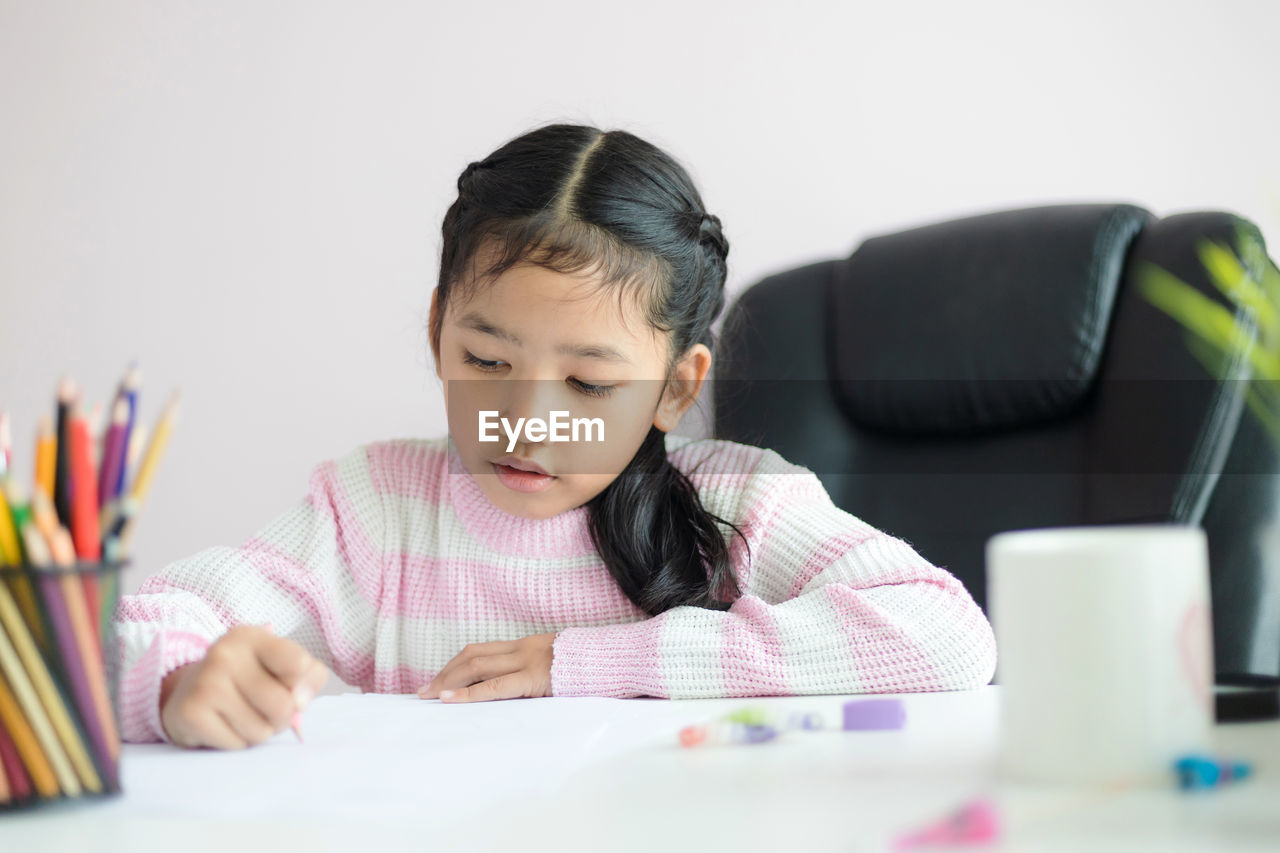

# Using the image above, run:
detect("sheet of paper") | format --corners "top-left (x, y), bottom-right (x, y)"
top-left (113, 693), bottom-right (702, 824)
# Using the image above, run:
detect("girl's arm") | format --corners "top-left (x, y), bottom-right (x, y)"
top-left (112, 444), bottom-right (385, 743)
top-left (549, 447), bottom-right (997, 699)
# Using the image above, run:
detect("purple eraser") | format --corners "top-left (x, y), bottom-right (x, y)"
top-left (842, 698), bottom-right (906, 731)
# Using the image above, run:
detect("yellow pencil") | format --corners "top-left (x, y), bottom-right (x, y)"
top-left (118, 390), bottom-right (179, 551)
top-left (0, 479), bottom-right (21, 566)
top-left (0, 667), bottom-right (60, 798)
top-left (14, 524), bottom-right (103, 793)
top-left (1, 479), bottom-right (49, 654)
top-left (0, 589), bottom-right (90, 796)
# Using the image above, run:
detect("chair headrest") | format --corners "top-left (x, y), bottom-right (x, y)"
top-left (827, 203), bottom-right (1155, 435)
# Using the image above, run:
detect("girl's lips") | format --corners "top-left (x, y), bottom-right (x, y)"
top-left (491, 462), bottom-right (556, 493)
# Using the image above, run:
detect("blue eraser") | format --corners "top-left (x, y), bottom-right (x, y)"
top-left (842, 698), bottom-right (906, 731)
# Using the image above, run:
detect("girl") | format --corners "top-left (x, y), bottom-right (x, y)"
top-left (115, 123), bottom-right (997, 750)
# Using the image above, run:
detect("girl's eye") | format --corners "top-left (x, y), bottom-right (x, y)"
top-left (571, 379), bottom-right (615, 398)
top-left (462, 350), bottom-right (506, 372)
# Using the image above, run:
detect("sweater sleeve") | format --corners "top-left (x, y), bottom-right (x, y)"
top-left (111, 444), bottom-right (385, 743)
top-left (548, 446), bottom-right (997, 699)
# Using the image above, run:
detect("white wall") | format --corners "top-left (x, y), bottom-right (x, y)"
top-left (2, 0), bottom-right (1277, 618)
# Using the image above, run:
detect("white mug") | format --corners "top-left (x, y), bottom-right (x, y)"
top-left (987, 524), bottom-right (1214, 786)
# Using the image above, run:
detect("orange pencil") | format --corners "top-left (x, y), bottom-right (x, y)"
top-left (35, 414), bottom-right (57, 500)
top-left (0, 667), bottom-right (59, 799)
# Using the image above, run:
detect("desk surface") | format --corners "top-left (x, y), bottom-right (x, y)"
top-left (3, 687), bottom-right (1278, 852)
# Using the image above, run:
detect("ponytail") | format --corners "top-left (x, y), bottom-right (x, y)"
top-left (587, 425), bottom-right (747, 615)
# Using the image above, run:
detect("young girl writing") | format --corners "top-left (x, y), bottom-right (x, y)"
top-left (114, 123), bottom-right (997, 749)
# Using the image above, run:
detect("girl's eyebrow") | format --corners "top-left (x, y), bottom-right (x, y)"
top-left (457, 310), bottom-right (632, 364)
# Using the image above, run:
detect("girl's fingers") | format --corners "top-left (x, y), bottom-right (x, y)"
top-left (237, 659), bottom-right (304, 729)
top-left (419, 652), bottom-right (521, 699)
top-left (420, 649), bottom-right (492, 696)
top-left (221, 680), bottom-right (282, 746)
top-left (441, 672), bottom-right (528, 703)
top-left (196, 707), bottom-right (249, 750)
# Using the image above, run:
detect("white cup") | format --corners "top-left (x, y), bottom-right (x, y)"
top-left (987, 524), bottom-right (1214, 786)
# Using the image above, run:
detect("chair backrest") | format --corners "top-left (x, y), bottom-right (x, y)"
top-left (713, 203), bottom-right (1280, 684)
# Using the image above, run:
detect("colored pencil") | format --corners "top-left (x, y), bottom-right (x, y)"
top-left (124, 419), bottom-right (148, 489)
top-left (68, 405), bottom-right (102, 562)
top-left (63, 408), bottom-right (102, 661)
top-left (116, 391), bottom-right (179, 552)
top-left (2, 479), bottom-right (49, 655)
top-left (97, 399), bottom-right (130, 513)
top-left (34, 414), bottom-right (56, 501)
top-left (0, 582), bottom-right (91, 795)
top-left (0, 703), bottom-right (29, 802)
top-left (43, 526), bottom-right (119, 788)
top-left (0, 667), bottom-right (57, 799)
top-left (52, 378), bottom-right (75, 529)
top-left (113, 364), bottom-right (141, 501)
top-left (0, 476), bottom-right (21, 567)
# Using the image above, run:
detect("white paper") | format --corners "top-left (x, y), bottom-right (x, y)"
top-left (114, 693), bottom-right (702, 824)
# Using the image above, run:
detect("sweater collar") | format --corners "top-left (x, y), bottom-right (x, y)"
top-left (445, 437), bottom-right (599, 558)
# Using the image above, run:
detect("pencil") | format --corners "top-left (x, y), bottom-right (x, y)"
top-left (35, 414), bottom-right (56, 501)
top-left (68, 405), bottom-right (102, 562)
top-left (0, 666), bottom-right (58, 799)
top-left (2, 479), bottom-right (50, 654)
top-left (0, 698), bottom-right (30, 803)
top-left (67, 406), bottom-right (103, 654)
top-left (0, 474), bottom-right (22, 567)
top-left (44, 525), bottom-right (120, 788)
top-left (53, 378), bottom-right (76, 529)
top-left (0, 577), bottom-right (91, 796)
top-left (97, 399), bottom-right (130, 513)
top-left (117, 390), bottom-right (179, 552)
top-left (113, 364), bottom-right (141, 501)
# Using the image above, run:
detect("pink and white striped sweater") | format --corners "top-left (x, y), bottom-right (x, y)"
top-left (113, 433), bottom-right (997, 744)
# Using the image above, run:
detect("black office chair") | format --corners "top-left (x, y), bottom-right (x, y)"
top-left (712, 203), bottom-right (1280, 688)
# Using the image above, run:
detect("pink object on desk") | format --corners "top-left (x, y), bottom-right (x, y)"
top-left (892, 797), bottom-right (1000, 849)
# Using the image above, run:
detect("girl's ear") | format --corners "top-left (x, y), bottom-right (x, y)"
top-left (654, 344), bottom-right (712, 432)
top-left (428, 289), bottom-right (443, 381)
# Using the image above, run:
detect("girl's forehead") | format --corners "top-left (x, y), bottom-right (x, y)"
top-left (454, 263), bottom-right (664, 354)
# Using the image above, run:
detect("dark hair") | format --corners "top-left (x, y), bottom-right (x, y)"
top-left (430, 122), bottom-right (747, 615)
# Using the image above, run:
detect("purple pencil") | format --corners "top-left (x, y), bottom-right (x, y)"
top-left (97, 399), bottom-right (130, 511)
top-left (111, 365), bottom-right (141, 501)
top-left (23, 526), bottom-right (119, 790)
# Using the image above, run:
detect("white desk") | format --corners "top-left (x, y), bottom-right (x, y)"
top-left (2, 687), bottom-right (1278, 852)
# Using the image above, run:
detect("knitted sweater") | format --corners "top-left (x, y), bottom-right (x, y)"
top-left (113, 433), bottom-right (997, 744)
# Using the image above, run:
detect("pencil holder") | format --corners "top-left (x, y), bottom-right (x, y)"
top-left (0, 559), bottom-right (127, 811)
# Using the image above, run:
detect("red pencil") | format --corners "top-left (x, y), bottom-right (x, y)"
top-left (69, 405), bottom-right (101, 561)
top-left (68, 405), bottom-right (102, 649)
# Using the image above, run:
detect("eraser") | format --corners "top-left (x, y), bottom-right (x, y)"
top-left (843, 698), bottom-right (906, 731)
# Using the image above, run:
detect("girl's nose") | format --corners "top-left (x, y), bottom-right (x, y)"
top-left (497, 379), bottom-right (567, 437)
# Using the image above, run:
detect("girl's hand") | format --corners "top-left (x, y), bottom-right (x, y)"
top-left (417, 633), bottom-right (558, 702)
top-left (159, 624), bottom-right (330, 749)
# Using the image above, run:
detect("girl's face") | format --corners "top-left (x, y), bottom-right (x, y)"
top-left (429, 256), bottom-right (710, 520)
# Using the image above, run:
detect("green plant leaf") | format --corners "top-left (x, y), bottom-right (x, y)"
top-left (1197, 237), bottom-right (1278, 339)
top-left (1136, 262), bottom-right (1277, 380)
